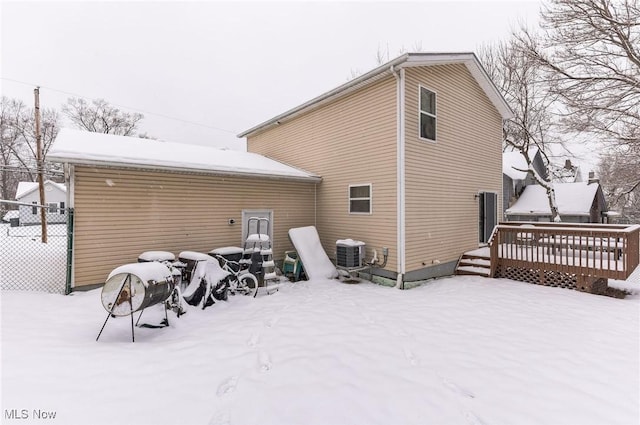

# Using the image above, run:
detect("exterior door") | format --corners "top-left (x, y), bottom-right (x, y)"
top-left (478, 192), bottom-right (497, 244)
top-left (241, 210), bottom-right (273, 243)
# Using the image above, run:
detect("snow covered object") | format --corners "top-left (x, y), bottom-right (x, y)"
top-left (288, 226), bottom-right (339, 280)
top-left (101, 262), bottom-right (175, 316)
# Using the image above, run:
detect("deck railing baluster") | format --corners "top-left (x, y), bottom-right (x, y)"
top-left (490, 222), bottom-right (639, 283)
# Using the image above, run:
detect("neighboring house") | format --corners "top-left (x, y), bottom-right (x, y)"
top-left (239, 52), bottom-right (513, 284)
top-left (505, 179), bottom-right (607, 223)
top-left (2, 210), bottom-right (19, 223)
top-left (15, 180), bottom-right (67, 225)
top-left (502, 148), bottom-right (547, 214)
top-left (554, 159), bottom-right (584, 183)
top-left (47, 129), bottom-right (319, 290)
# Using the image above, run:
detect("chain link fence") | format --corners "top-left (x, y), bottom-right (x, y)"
top-left (0, 200), bottom-right (72, 294)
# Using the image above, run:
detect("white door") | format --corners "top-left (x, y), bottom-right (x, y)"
top-left (241, 210), bottom-right (273, 243)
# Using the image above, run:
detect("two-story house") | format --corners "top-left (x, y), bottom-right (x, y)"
top-left (49, 53), bottom-right (512, 290)
top-left (240, 53), bottom-right (513, 285)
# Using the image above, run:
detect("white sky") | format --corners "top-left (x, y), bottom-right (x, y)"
top-left (1, 0), bottom-right (541, 151)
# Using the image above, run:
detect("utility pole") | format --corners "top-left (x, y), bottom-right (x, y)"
top-left (35, 87), bottom-right (47, 243)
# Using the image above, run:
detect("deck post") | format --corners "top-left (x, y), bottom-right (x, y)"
top-left (489, 236), bottom-right (499, 278)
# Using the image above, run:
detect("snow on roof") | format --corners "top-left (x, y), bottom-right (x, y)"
top-left (2, 210), bottom-right (19, 222)
top-left (506, 182), bottom-right (600, 216)
top-left (47, 129), bottom-right (321, 182)
top-left (15, 180), bottom-right (66, 199)
top-left (502, 148), bottom-right (539, 181)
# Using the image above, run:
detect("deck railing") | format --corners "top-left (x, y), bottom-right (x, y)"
top-left (489, 222), bottom-right (640, 281)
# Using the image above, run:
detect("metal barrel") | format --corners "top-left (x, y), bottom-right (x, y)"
top-left (101, 262), bottom-right (175, 316)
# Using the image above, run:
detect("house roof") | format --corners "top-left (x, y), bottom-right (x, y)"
top-left (238, 52), bottom-right (514, 138)
top-left (47, 129), bottom-right (321, 183)
top-left (15, 180), bottom-right (66, 200)
top-left (2, 210), bottom-right (19, 222)
top-left (505, 182), bottom-right (601, 216)
top-left (502, 148), bottom-right (539, 181)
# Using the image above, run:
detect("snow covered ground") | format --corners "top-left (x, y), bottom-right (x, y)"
top-left (0, 223), bottom-right (67, 293)
top-left (1, 276), bottom-right (638, 425)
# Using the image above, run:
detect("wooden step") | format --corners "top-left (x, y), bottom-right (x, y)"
top-left (455, 253), bottom-right (492, 277)
top-left (456, 266), bottom-right (490, 277)
top-left (458, 258), bottom-right (490, 268)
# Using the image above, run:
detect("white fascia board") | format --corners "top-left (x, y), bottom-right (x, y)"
top-left (48, 157), bottom-right (322, 184)
top-left (239, 52), bottom-right (514, 138)
top-left (399, 53), bottom-right (514, 120)
top-left (238, 55), bottom-right (410, 138)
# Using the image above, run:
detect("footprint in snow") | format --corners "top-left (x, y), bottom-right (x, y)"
top-left (247, 332), bottom-right (260, 348)
top-left (258, 350), bottom-right (272, 372)
top-left (265, 316), bottom-right (280, 328)
top-left (403, 347), bottom-right (418, 366)
top-left (442, 377), bottom-right (475, 399)
top-left (216, 376), bottom-right (238, 397)
top-left (208, 411), bottom-right (230, 425)
top-left (464, 411), bottom-right (487, 425)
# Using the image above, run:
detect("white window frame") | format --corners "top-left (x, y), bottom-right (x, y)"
top-left (418, 85), bottom-right (437, 142)
top-left (48, 202), bottom-right (58, 213)
top-left (348, 184), bottom-right (372, 215)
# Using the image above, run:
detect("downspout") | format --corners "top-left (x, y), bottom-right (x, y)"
top-left (391, 65), bottom-right (406, 289)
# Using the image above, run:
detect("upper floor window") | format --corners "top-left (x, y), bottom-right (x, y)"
top-left (419, 86), bottom-right (436, 141)
top-left (349, 184), bottom-right (372, 214)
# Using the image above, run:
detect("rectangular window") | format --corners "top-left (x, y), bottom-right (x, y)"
top-left (60, 202), bottom-right (65, 215)
top-left (32, 202), bottom-right (37, 215)
top-left (48, 203), bottom-right (57, 213)
top-left (349, 184), bottom-right (372, 214)
top-left (419, 86), bottom-right (436, 141)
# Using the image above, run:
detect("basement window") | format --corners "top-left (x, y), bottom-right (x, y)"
top-left (349, 184), bottom-right (372, 214)
top-left (419, 86), bottom-right (437, 141)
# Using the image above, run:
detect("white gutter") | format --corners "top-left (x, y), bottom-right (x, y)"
top-left (46, 158), bottom-right (322, 184)
top-left (391, 65), bottom-right (406, 287)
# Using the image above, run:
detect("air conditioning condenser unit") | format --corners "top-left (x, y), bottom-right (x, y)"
top-left (336, 239), bottom-right (365, 269)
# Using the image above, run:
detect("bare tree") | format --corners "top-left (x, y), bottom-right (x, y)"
top-left (479, 38), bottom-right (563, 221)
top-left (598, 144), bottom-right (640, 223)
top-left (0, 97), bottom-right (61, 211)
top-left (63, 97), bottom-right (144, 136)
top-left (0, 97), bottom-right (27, 203)
top-left (517, 0), bottom-right (640, 147)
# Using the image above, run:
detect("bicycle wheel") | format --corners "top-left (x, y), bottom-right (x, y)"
top-left (239, 273), bottom-right (259, 298)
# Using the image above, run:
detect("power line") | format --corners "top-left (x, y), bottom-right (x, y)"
top-left (0, 77), bottom-right (238, 135)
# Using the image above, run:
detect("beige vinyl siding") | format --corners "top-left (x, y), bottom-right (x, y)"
top-left (247, 77), bottom-right (399, 271)
top-left (72, 166), bottom-right (315, 287)
top-left (403, 64), bottom-right (503, 271)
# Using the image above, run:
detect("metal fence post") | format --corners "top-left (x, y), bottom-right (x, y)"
top-left (65, 208), bottom-right (74, 294)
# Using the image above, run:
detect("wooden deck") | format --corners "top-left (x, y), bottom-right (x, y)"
top-left (488, 222), bottom-right (640, 294)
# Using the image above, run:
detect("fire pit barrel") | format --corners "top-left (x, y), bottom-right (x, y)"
top-left (101, 262), bottom-right (175, 316)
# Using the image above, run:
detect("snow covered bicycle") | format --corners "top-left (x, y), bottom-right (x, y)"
top-left (213, 254), bottom-right (259, 298)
